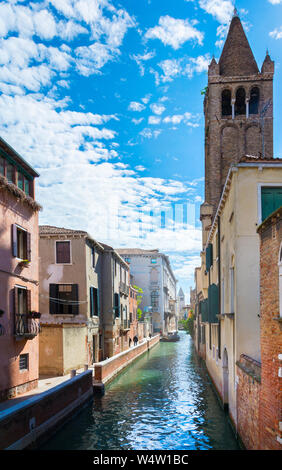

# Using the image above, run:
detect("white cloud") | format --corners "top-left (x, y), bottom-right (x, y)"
top-left (150, 103), bottom-right (165, 115)
top-left (198, 0), bottom-right (234, 24)
top-left (132, 117), bottom-right (144, 125)
top-left (268, 0), bottom-right (282, 4)
top-left (145, 15), bottom-right (203, 49)
top-left (131, 50), bottom-right (156, 75)
top-left (155, 54), bottom-right (211, 84)
top-left (128, 101), bottom-right (146, 112)
top-left (148, 115), bottom-right (161, 125)
top-left (270, 27), bottom-right (282, 39)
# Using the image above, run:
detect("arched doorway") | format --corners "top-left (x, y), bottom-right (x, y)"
top-left (222, 348), bottom-right (229, 410)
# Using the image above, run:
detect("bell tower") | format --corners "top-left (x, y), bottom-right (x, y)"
top-left (203, 9), bottom-right (274, 217)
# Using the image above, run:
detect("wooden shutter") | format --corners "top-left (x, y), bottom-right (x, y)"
top-left (27, 232), bottom-right (31, 262)
top-left (27, 289), bottom-right (31, 315)
top-left (206, 243), bottom-right (213, 271)
top-left (97, 288), bottom-right (100, 316)
top-left (14, 287), bottom-right (19, 315)
top-left (12, 224), bottom-right (17, 257)
top-left (90, 287), bottom-right (94, 317)
top-left (261, 187), bottom-right (282, 221)
top-left (49, 284), bottom-right (57, 314)
top-left (56, 241), bottom-right (70, 263)
top-left (72, 284), bottom-right (79, 315)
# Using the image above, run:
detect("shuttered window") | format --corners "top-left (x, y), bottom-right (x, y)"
top-left (90, 287), bottom-right (100, 316)
top-left (56, 241), bottom-right (71, 264)
top-left (206, 243), bottom-right (213, 271)
top-left (19, 354), bottom-right (29, 370)
top-left (0, 156), bottom-right (5, 176)
top-left (49, 284), bottom-right (79, 315)
top-left (12, 225), bottom-right (31, 261)
top-left (261, 187), bottom-right (282, 222)
top-left (114, 293), bottom-right (120, 317)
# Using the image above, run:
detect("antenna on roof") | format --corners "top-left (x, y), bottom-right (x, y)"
top-left (233, 6), bottom-right (239, 17)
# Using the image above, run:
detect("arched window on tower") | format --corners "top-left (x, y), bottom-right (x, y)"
top-left (235, 88), bottom-right (246, 116)
top-left (249, 87), bottom-right (260, 115)
top-left (222, 89), bottom-right (232, 116)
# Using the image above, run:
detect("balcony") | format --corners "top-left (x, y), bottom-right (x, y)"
top-left (120, 319), bottom-right (130, 331)
top-left (119, 282), bottom-right (129, 296)
top-left (15, 314), bottom-right (40, 338)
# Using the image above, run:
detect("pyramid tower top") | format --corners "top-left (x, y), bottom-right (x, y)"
top-left (218, 15), bottom-right (259, 77)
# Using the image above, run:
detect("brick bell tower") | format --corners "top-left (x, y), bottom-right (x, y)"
top-left (201, 9), bottom-right (274, 237)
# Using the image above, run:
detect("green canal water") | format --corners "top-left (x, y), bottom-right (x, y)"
top-left (40, 332), bottom-right (240, 450)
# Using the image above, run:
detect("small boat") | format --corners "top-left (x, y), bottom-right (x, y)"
top-left (160, 331), bottom-right (180, 342)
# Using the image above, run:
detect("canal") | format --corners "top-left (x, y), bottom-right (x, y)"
top-left (40, 332), bottom-right (240, 450)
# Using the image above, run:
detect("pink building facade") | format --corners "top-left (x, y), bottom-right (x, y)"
top-left (0, 137), bottom-right (41, 401)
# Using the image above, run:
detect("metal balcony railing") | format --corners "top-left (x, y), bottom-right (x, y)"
top-left (120, 319), bottom-right (130, 330)
top-left (119, 282), bottom-right (129, 296)
top-left (15, 314), bottom-right (40, 338)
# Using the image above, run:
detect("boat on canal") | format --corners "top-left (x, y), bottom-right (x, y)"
top-left (160, 331), bottom-right (180, 342)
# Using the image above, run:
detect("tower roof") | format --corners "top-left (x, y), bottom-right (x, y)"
top-left (219, 15), bottom-right (259, 77)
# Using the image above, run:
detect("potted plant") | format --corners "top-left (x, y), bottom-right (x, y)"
top-left (19, 259), bottom-right (30, 267)
top-left (28, 311), bottom-right (41, 319)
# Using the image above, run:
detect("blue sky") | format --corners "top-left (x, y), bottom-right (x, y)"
top-left (0, 0), bottom-right (282, 301)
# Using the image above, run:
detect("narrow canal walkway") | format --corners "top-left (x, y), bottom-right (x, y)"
top-left (41, 332), bottom-right (240, 450)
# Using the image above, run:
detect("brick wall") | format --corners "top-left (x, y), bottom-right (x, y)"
top-left (236, 354), bottom-right (261, 449)
top-left (258, 213), bottom-right (282, 450)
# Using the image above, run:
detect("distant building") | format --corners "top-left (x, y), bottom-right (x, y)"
top-left (116, 249), bottom-right (177, 334)
top-left (99, 243), bottom-right (130, 358)
top-left (0, 137), bottom-right (41, 401)
top-left (39, 226), bottom-right (104, 375)
top-left (177, 288), bottom-right (185, 320)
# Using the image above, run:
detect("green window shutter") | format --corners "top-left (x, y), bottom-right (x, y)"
top-left (261, 187), bottom-right (282, 222)
top-left (97, 288), bottom-right (100, 316)
top-left (206, 243), bottom-right (213, 271)
top-left (90, 287), bottom-right (94, 317)
top-left (208, 284), bottom-right (219, 323)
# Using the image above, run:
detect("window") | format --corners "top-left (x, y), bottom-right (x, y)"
top-left (49, 284), bottom-right (79, 315)
top-left (230, 267), bottom-right (234, 314)
top-left (90, 287), bottom-right (100, 316)
top-left (0, 156), bottom-right (5, 176)
top-left (261, 187), bottom-right (282, 222)
top-left (114, 293), bottom-right (120, 317)
top-left (17, 172), bottom-right (24, 191)
top-left (222, 89), bottom-right (232, 116)
top-left (151, 290), bottom-right (159, 308)
top-left (249, 87), bottom-right (259, 115)
top-left (6, 162), bottom-right (14, 183)
top-left (91, 246), bottom-right (95, 268)
top-left (235, 87), bottom-right (246, 116)
top-left (56, 241), bottom-right (71, 264)
top-left (15, 286), bottom-right (29, 315)
top-left (19, 354), bottom-right (29, 370)
top-left (12, 225), bottom-right (31, 261)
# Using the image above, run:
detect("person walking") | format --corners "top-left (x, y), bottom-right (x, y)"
top-left (133, 335), bottom-right (138, 346)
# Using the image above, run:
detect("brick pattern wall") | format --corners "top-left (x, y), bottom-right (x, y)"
top-left (236, 354), bottom-right (261, 450)
top-left (259, 216), bottom-right (282, 450)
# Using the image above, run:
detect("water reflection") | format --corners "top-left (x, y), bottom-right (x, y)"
top-left (41, 333), bottom-right (239, 450)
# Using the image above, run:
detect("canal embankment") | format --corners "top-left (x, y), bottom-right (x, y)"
top-left (93, 334), bottom-right (160, 390)
top-left (0, 335), bottom-right (160, 449)
top-left (0, 369), bottom-right (93, 450)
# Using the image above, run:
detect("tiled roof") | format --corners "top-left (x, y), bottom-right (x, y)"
top-left (239, 155), bottom-right (282, 163)
top-left (39, 225), bottom-right (88, 235)
top-left (218, 15), bottom-right (259, 77)
top-left (116, 248), bottom-right (160, 255)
